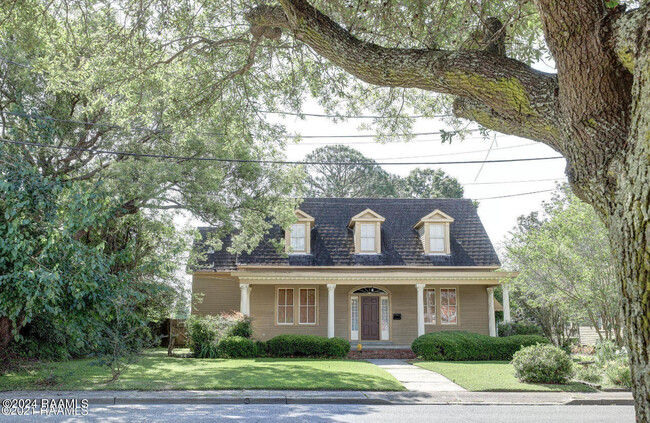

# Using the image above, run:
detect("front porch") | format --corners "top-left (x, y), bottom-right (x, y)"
top-left (235, 268), bottom-right (514, 344)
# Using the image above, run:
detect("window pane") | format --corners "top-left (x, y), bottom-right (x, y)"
top-left (278, 307), bottom-right (285, 323)
top-left (361, 223), bottom-right (375, 237)
top-left (286, 307), bottom-right (294, 323)
top-left (300, 306), bottom-right (307, 323)
top-left (448, 289), bottom-right (456, 305)
top-left (286, 289), bottom-right (294, 305)
top-left (361, 237), bottom-right (375, 251)
top-left (430, 238), bottom-right (444, 252)
top-left (278, 289), bottom-right (286, 306)
top-left (300, 289), bottom-right (307, 304)
top-left (291, 223), bottom-right (305, 237)
top-left (308, 306), bottom-right (315, 323)
top-left (350, 297), bottom-right (359, 331)
top-left (291, 237), bottom-right (305, 251)
top-left (430, 224), bottom-right (444, 237)
top-left (308, 289), bottom-right (315, 305)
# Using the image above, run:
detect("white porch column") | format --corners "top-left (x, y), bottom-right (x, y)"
top-left (240, 284), bottom-right (250, 316)
top-left (502, 283), bottom-right (511, 323)
top-left (327, 284), bottom-right (336, 338)
top-left (487, 287), bottom-right (496, 337)
top-left (416, 284), bottom-right (425, 337)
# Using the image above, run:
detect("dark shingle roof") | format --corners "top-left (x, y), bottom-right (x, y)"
top-left (196, 198), bottom-right (500, 270)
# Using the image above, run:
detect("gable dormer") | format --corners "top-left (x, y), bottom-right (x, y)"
top-left (285, 209), bottom-right (315, 254)
top-left (414, 209), bottom-right (454, 255)
top-left (348, 209), bottom-right (385, 254)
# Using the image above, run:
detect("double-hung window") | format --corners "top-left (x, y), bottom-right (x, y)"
top-left (299, 288), bottom-right (316, 324)
top-left (424, 288), bottom-right (436, 324)
top-left (290, 223), bottom-right (306, 252)
top-left (277, 288), bottom-right (294, 324)
top-left (360, 223), bottom-right (376, 252)
top-left (429, 223), bottom-right (445, 253)
top-left (440, 288), bottom-right (457, 324)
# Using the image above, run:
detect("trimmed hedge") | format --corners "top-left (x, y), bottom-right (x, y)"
top-left (266, 335), bottom-right (349, 358)
top-left (411, 331), bottom-right (549, 361)
top-left (218, 336), bottom-right (258, 358)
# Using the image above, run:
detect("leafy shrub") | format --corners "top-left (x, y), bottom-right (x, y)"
top-left (604, 359), bottom-right (632, 388)
top-left (266, 335), bottom-right (349, 358)
top-left (498, 322), bottom-right (542, 337)
top-left (226, 317), bottom-right (253, 338)
top-left (511, 344), bottom-right (574, 384)
top-left (596, 339), bottom-right (621, 364)
top-left (186, 313), bottom-right (253, 358)
top-left (575, 364), bottom-right (602, 384)
top-left (255, 340), bottom-right (268, 357)
top-left (411, 331), bottom-right (548, 361)
top-left (218, 336), bottom-right (258, 358)
top-left (13, 338), bottom-right (70, 361)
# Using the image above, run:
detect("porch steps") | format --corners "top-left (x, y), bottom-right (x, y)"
top-left (347, 343), bottom-right (416, 359)
top-left (347, 349), bottom-right (416, 359)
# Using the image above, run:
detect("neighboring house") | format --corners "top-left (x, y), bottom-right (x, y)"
top-left (192, 198), bottom-right (514, 345)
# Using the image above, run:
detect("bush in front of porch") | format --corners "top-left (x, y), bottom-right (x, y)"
top-left (411, 331), bottom-right (548, 361)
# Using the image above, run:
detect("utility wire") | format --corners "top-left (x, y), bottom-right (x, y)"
top-left (474, 189), bottom-right (555, 200)
top-left (1, 138), bottom-right (565, 166)
top-left (258, 110), bottom-right (453, 119)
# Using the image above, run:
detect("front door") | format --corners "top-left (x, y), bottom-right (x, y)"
top-left (361, 296), bottom-right (380, 340)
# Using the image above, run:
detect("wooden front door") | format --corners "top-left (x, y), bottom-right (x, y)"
top-left (361, 296), bottom-right (380, 340)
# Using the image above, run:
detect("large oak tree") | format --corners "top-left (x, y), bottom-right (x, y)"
top-left (245, 0), bottom-right (650, 417)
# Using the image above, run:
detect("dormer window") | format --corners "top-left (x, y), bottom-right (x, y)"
top-left (429, 223), bottom-right (445, 253)
top-left (349, 208), bottom-right (385, 254)
top-left (414, 209), bottom-right (454, 255)
top-left (290, 223), bottom-right (306, 252)
top-left (285, 210), bottom-right (315, 254)
top-left (360, 223), bottom-right (376, 252)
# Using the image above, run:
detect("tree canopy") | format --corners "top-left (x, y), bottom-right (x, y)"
top-left (503, 185), bottom-right (621, 346)
top-left (303, 145), bottom-right (463, 198)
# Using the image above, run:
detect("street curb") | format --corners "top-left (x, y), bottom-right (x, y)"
top-left (78, 396), bottom-right (635, 406)
top-left (564, 399), bottom-right (635, 406)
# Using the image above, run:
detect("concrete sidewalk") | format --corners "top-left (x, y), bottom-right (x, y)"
top-left (365, 359), bottom-right (465, 392)
top-left (0, 390), bottom-right (634, 406)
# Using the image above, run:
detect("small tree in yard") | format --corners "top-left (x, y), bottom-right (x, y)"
top-left (96, 295), bottom-right (156, 382)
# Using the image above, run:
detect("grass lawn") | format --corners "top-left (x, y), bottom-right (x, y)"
top-left (414, 361), bottom-right (596, 392)
top-left (0, 349), bottom-right (404, 391)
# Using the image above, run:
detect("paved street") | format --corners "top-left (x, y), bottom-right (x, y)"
top-left (1, 404), bottom-right (636, 422)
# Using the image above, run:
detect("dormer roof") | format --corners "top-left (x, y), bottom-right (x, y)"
top-left (348, 208), bottom-right (386, 227)
top-left (413, 209), bottom-right (455, 229)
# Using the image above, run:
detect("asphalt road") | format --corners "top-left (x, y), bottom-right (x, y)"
top-left (1, 404), bottom-right (636, 422)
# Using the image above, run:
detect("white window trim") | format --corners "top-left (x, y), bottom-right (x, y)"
top-left (276, 287), bottom-right (296, 326)
top-left (359, 223), bottom-right (376, 253)
top-left (440, 287), bottom-right (458, 325)
top-left (350, 296), bottom-right (359, 341)
top-left (298, 288), bottom-right (318, 325)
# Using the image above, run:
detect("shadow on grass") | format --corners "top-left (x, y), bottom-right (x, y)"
top-left (0, 353), bottom-right (404, 392)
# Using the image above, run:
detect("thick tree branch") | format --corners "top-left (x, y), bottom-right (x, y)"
top-left (610, 5), bottom-right (650, 74)
top-left (246, 0), bottom-right (561, 145)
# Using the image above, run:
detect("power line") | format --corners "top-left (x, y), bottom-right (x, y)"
top-left (373, 142), bottom-right (538, 161)
top-left (1, 138), bottom-right (565, 166)
top-left (1, 110), bottom-right (477, 140)
top-left (474, 189), bottom-right (555, 200)
top-left (258, 110), bottom-right (453, 119)
top-left (463, 177), bottom-right (564, 186)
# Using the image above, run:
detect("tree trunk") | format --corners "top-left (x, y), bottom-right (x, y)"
top-left (606, 41), bottom-right (650, 418)
top-left (0, 316), bottom-right (14, 353)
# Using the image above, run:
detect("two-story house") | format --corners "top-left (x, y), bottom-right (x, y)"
top-left (192, 198), bottom-right (512, 346)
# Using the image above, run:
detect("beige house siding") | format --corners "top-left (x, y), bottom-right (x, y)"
top-left (191, 275), bottom-right (240, 316)
top-left (191, 274), bottom-right (491, 342)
